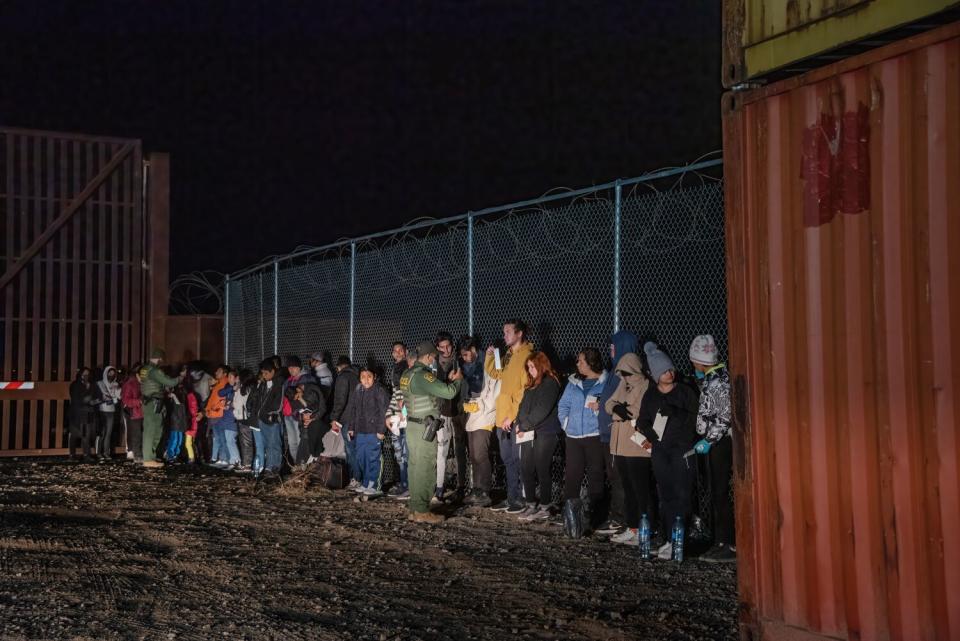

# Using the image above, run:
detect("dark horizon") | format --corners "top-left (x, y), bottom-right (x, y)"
top-left (0, 1), bottom-right (722, 277)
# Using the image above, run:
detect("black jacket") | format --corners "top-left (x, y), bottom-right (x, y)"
top-left (330, 366), bottom-right (359, 422)
top-left (436, 355), bottom-right (461, 417)
top-left (515, 377), bottom-right (562, 435)
top-left (247, 378), bottom-right (284, 424)
top-left (69, 377), bottom-right (99, 423)
top-left (292, 382), bottom-right (328, 426)
top-left (342, 383), bottom-right (390, 435)
top-left (636, 381), bottom-right (699, 453)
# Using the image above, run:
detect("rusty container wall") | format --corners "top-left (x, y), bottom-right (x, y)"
top-left (724, 22), bottom-right (960, 641)
top-left (0, 128), bottom-right (169, 457)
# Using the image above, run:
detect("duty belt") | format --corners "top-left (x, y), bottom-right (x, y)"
top-left (406, 416), bottom-right (425, 424)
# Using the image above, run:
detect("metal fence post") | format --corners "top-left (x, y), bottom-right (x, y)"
top-left (224, 275), bottom-right (230, 363)
top-left (273, 261), bottom-right (279, 355)
top-left (613, 179), bottom-right (622, 333)
top-left (467, 212), bottom-right (474, 336)
top-left (349, 242), bottom-right (356, 362)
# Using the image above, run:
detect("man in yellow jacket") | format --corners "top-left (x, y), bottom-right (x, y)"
top-left (483, 319), bottom-right (533, 512)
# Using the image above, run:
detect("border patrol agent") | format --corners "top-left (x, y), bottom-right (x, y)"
top-left (140, 347), bottom-right (182, 467)
top-left (399, 341), bottom-right (462, 523)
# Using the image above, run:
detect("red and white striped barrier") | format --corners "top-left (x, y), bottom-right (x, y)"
top-left (0, 382), bottom-right (35, 390)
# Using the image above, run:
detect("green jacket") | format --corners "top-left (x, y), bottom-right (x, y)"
top-left (399, 362), bottom-right (461, 420)
top-left (140, 362), bottom-right (179, 399)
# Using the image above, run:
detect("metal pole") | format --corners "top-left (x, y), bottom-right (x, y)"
top-left (349, 242), bottom-right (356, 362)
top-left (273, 261), bottom-right (279, 355)
top-left (467, 212), bottom-right (474, 336)
top-left (224, 275), bottom-right (230, 364)
top-left (613, 180), bottom-right (622, 333)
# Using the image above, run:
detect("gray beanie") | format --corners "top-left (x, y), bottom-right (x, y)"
top-left (643, 341), bottom-right (675, 382)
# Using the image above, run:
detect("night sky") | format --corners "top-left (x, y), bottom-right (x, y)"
top-left (0, 1), bottom-right (721, 277)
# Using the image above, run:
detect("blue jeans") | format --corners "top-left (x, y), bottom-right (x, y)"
top-left (392, 429), bottom-right (408, 488)
top-left (259, 420), bottom-right (283, 472)
top-left (498, 428), bottom-right (522, 504)
top-left (222, 428), bottom-right (240, 465)
top-left (166, 431), bottom-right (184, 460)
top-left (252, 425), bottom-right (265, 474)
top-left (208, 418), bottom-right (223, 462)
top-left (355, 432), bottom-right (382, 488)
top-left (344, 432), bottom-right (360, 483)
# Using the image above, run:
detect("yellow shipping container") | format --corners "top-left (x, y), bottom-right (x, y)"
top-left (722, 0), bottom-right (960, 86)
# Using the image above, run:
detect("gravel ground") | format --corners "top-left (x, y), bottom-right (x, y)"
top-left (0, 459), bottom-right (738, 641)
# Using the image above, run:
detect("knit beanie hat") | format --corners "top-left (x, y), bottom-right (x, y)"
top-left (310, 351), bottom-right (324, 363)
top-left (150, 347), bottom-right (165, 360)
top-left (643, 341), bottom-right (674, 382)
top-left (284, 354), bottom-right (302, 369)
top-left (689, 334), bottom-right (718, 366)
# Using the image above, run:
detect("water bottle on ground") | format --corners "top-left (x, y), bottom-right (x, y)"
top-left (671, 515), bottom-right (685, 562)
top-left (638, 513), bottom-right (651, 559)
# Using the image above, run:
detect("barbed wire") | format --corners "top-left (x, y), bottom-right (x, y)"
top-left (169, 270), bottom-right (226, 315)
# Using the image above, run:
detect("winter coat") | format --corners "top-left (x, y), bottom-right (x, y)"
top-left (217, 384), bottom-right (238, 430)
top-left (515, 376), bottom-right (562, 436)
top-left (233, 386), bottom-right (251, 426)
top-left (191, 371), bottom-right (214, 405)
top-left (390, 360), bottom-right (407, 390)
top-left (185, 390), bottom-right (200, 437)
top-left (96, 367), bottom-right (121, 414)
top-left (121, 376), bottom-right (143, 420)
top-left (597, 330), bottom-right (639, 443)
top-left (483, 341), bottom-right (534, 427)
top-left (282, 371), bottom-right (317, 417)
top-left (312, 362), bottom-right (334, 389)
top-left (605, 353), bottom-right (651, 458)
top-left (330, 366), bottom-right (359, 423)
top-left (205, 378), bottom-right (228, 420)
top-left (696, 364), bottom-right (731, 443)
top-left (292, 382), bottom-right (328, 427)
top-left (464, 373), bottom-right (500, 432)
top-left (557, 371), bottom-right (608, 439)
top-left (436, 353), bottom-right (462, 417)
top-left (68, 376), bottom-right (99, 424)
top-left (342, 383), bottom-right (389, 435)
top-left (636, 380), bottom-right (699, 454)
top-left (247, 378), bottom-right (283, 425)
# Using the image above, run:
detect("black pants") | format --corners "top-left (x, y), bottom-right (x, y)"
top-left (451, 414), bottom-right (468, 490)
top-left (237, 422), bottom-right (255, 467)
top-left (467, 429), bottom-right (493, 492)
top-left (651, 447), bottom-right (696, 536)
top-left (614, 455), bottom-right (652, 529)
top-left (708, 435), bottom-right (735, 545)
top-left (564, 436), bottom-right (606, 502)
top-left (126, 417), bottom-right (143, 460)
top-left (520, 433), bottom-right (558, 506)
top-left (600, 446), bottom-right (626, 524)
top-left (69, 418), bottom-right (95, 458)
top-left (98, 412), bottom-right (117, 457)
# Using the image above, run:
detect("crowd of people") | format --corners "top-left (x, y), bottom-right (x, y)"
top-left (66, 319), bottom-right (734, 562)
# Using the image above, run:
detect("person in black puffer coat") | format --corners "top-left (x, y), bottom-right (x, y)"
top-left (515, 351), bottom-right (563, 521)
top-left (341, 368), bottom-right (390, 495)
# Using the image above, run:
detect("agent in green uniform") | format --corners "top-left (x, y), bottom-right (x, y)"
top-left (139, 348), bottom-right (183, 467)
top-left (399, 341), bottom-right (462, 523)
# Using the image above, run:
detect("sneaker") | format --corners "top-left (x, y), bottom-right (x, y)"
top-left (595, 520), bottom-right (623, 535)
top-left (306, 455), bottom-right (318, 465)
top-left (505, 503), bottom-right (525, 515)
top-left (467, 491), bottom-right (492, 508)
top-left (517, 505), bottom-right (540, 521)
top-left (430, 495), bottom-right (443, 507)
top-left (126, 451), bottom-right (135, 461)
top-left (489, 501), bottom-right (510, 512)
top-left (352, 483), bottom-right (367, 493)
top-left (213, 461), bottom-right (231, 469)
top-left (656, 541), bottom-right (673, 560)
top-left (702, 544), bottom-right (737, 563)
top-left (611, 528), bottom-right (639, 545)
top-left (387, 485), bottom-right (405, 497)
top-left (362, 485), bottom-right (381, 497)
top-left (530, 507), bottom-right (551, 521)
top-left (394, 489), bottom-right (411, 501)
top-left (347, 479), bottom-right (361, 491)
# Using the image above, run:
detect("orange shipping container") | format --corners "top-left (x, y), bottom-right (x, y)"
top-left (723, 21), bottom-right (960, 641)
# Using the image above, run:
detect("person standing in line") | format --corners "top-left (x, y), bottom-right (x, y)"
top-left (515, 352), bottom-right (563, 521)
top-left (248, 358), bottom-right (284, 477)
top-left (384, 353), bottom-right (417, 499)
top-left (341, 367), bottom-right (390, 495)
top-left (281, 355), bottom-right (317, 465)
top-left (204, 365), bottom-right (229, 466)
top-left (68, 367), bottom-right (99, 462)
top-left (331, 356), bottom-right (361, 485)
top-left (233, 369), bottom-right (257, 471)
top-left (95, 365), bottom-right (122, 461)
top-left (484, 319), bottom-right (534, 513)
top-left (433, 331), bottom-right (466, 503)
top-left (689, 334), bottom-right (736, 563)
top-left (121, 365), bottom-right (145, 463)
top-left (309, 351), bottom-right (335, 389)
top-left (389, 342), bottom-right (408, 389)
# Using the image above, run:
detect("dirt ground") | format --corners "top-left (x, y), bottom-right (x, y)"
top-left (0, 459), bottom-right (738, 641)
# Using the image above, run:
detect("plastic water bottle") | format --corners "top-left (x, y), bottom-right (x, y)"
top-left (671, 515), bottom-right (685, 562)
top-left (638, 513), bottom-right (651, 559)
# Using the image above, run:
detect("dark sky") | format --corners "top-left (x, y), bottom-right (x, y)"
top-left (0, 1), bottom-right (721, 277)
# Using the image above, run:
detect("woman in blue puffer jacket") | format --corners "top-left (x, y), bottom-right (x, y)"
top-left (557, 347), bottom-right (608, 510)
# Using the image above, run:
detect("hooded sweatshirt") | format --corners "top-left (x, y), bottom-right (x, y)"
top-left (465, 374), bottom-right (500, 432)
top-left (597, 330), bottom-right (638, 443)
top-left (342, 383), bottom-right (389, 435)
top-left (121, 374), bottom-right (144, 420)
top-left (483, 341), bottom-right (534, 427)
top-left (605, 353), bottom-right (651, 457)
top-left (97, 367), bottom-right (121, 414)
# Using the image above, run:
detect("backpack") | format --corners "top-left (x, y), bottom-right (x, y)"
top-left (563, 498), bottom-right (588, 539)
top-left (317, 456), bottom-right (349, 490)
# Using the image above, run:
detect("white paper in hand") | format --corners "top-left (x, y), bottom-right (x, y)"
top-left (515, 430), bottom-right (535, 444)
top-left (629, 431), bottom-right (649, 449)
top-left (584, 394), bottom-right (598, 408)
top-left (493, 348), bottom-right (502, 370)
top-left (652, 412), bottom-right (668, 440)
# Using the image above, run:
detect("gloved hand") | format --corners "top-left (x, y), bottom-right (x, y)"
top-left (611, 402), bottom-right (633, 422)
top-left (694, 439), bottom-right (712, 455)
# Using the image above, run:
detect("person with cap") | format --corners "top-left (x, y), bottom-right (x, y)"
top-left (281, 355), bottom-right (317, 465)
top-left (309, 351), bottom-right (334, 389)
top-left (398, 340), bottom-right (462, 524)
top-left (140, 348), bottom-right (184, 468)
top-left (635, 341), bottom-right (699, 560)
top-left (689, 334), bottom-right (735, 563)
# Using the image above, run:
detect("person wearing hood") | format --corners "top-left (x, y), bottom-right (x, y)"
top-left (281, 355), bottom-right (317, 464)
top-left (604, 352), bottom-right (652, 546)
top-left (233, 369), bottom-right (258, 470)
top-left (68, 367), bottom-right (100, 461)
top-left (96, 366), bottom-right (122, 460)
top-left (121, 365), bottom-right (144, 462)
top-left (309, 351), bottom-right (335, 389)
top-left (689, 334), bottom-right (735, 563)
top-left (484, 319), bottom-right (534, 513)
top-left (636, 341), bottom-right (699, 560)
top-left (190, 366), bottom-right (214, 406)
top-left (593, 330), bottom-right (637, 533)
top-left (557, 347), bottom-right (609, 522)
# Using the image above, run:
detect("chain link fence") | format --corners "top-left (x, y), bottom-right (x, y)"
top-left (226, 156), bottom-right (725, 532)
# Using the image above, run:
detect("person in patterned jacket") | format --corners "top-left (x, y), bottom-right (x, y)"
top-left (689, 334), bottom-right (735, 563)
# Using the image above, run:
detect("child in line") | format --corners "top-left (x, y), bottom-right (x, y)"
top-left (341, 368), bottom-right (389, 496)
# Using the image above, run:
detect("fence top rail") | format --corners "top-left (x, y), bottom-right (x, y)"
top-left (227, 155), bottom-right (722, 280)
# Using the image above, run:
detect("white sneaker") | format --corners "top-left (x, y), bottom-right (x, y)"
top-left (306, 455), bottom-right (318, 465)
top-left (126, 451), bottom-right (135, 461)
top-left (352, 483), bottom-right (367, 493)
top-left (611, 528), bottom-right (639, 545)
top-left (348, 479), bottom-right (362, 492)
top-left (362, 485), bottom-right (381, 497)
top-left (657, 541), bottom-right (673, 560)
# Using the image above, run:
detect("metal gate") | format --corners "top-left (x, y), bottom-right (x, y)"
top-left (0, 127), bottom-right (166, 456)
